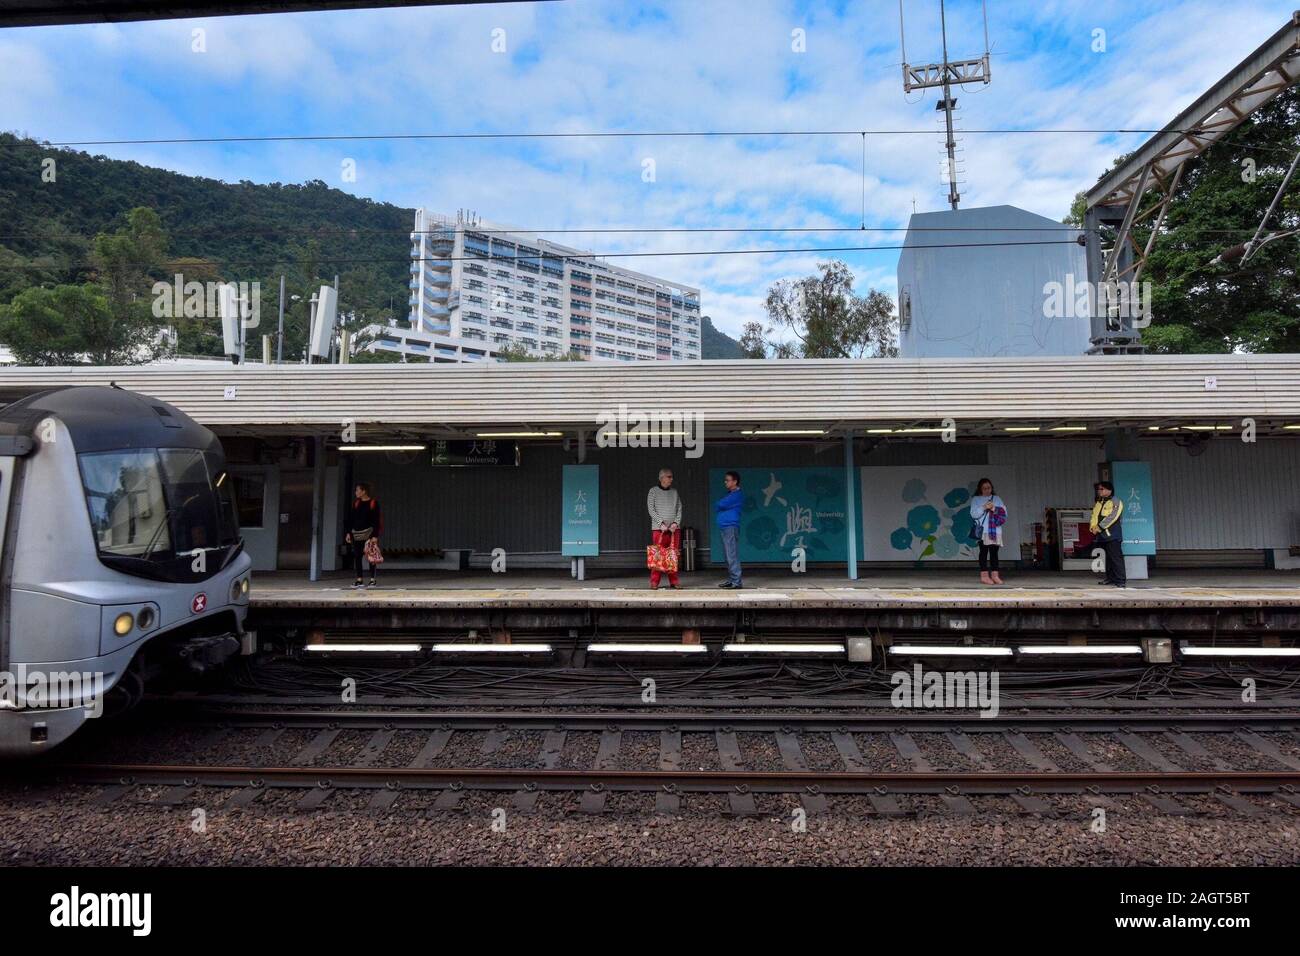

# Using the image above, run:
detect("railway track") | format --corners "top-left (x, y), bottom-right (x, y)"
top-left (29, 705), bottom-right (1300, 818)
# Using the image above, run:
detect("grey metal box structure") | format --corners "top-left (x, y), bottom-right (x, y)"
top-left (897, 205), bottom-right (1091, 359)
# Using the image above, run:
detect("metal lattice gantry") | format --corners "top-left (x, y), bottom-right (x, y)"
top-left (1084, 11), bottom-right (1300, 354)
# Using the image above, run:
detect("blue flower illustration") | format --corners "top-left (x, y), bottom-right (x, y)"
top-left (943, 486), bottom-right (970, 508)
top-left (951, 509), bottom-right (975, 543)
top-left (890, 527), bottom-right (913, 551)
top-left (906, 504), bottom-right (941, 537)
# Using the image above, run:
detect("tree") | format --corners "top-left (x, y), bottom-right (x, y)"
top-left (92, 207), bottom-right (167, 325)
top-left (497, 342), bottom-right (577, 362)
top-left (738, 321), bottom-right (768, 358)
top-left (0, 284), bottom-right (139, 365)
top-left (165, 257), bottom-right (223, 356)
top-left (0, 207), bottom-right (172, 365)
top-left (762, 259), bottom-right (898, 358)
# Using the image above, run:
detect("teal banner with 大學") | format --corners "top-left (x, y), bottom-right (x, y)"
top-left (1111, 460), bottom-right (1156, 555)
top-left (707, 467), bottom-right (858, 563)
top-left (561, 464), bottom-right (599, 557)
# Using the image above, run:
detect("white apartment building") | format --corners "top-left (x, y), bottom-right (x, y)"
top-left (394, 209), bottom-right (702, 362)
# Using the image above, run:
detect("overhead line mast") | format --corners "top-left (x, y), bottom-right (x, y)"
top-left (899, 0), bottom-right (992, 210)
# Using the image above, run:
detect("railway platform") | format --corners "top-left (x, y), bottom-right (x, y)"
top-left (246, 568), bottom-right (1300, 665)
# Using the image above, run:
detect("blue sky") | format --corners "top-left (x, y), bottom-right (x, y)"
top-left (1, 0), bottom-right (1294, 336)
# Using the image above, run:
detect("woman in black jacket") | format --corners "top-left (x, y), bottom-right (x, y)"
top-left (345, 482), bottom-right (383, 588)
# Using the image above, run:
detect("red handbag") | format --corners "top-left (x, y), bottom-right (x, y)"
top-left (646, 544), bottom-right (678, 573)
top-left (364, 536), bottom-right (384, 565)
top-left (646, 529), bottom-right (679, 572)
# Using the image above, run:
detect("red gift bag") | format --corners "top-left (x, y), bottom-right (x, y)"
top-left (364, 536), bottom-right (384, 565)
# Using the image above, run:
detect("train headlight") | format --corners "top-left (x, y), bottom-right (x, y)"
top-left (231, 579), bottom-right (242, 602)
top-left (137, 607), bottom-right (156, 630)
top-left (241, 577), bottom-right (250, 595)
top-left (113, 612), bottom-right (134, 636)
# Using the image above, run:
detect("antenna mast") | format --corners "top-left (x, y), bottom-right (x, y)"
top-left (899, 0), bottom-right (992, 210)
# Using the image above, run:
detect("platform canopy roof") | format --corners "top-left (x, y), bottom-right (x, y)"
top-left (0, 354), bottom-right (1298, 441)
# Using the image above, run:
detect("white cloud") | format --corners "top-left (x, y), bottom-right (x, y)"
top-left (2, 0), bottom-right (1294, 337)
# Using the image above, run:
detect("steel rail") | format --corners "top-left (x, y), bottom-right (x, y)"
top-left (42, 762), bottom-right (1300, 796)
top-left (155, 706), bottom-right (1300, 734)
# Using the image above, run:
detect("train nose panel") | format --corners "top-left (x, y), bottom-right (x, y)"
top-left (0, 705), bottom-right (89, 759)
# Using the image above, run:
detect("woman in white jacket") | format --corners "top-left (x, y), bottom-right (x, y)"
top-left (646, 468), bottom-right (683, 589)
top-left (968, 477), bottom-right (1007, 586)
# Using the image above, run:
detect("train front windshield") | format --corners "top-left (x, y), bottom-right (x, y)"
top-left (78, 448), bottom-right (241, 581)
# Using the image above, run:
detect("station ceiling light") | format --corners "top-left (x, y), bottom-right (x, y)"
top-left (740, 429), bottom-right (827, 435)
top-left (430, 643), bottom-right (554, 654)
top-left (304, 643), bottom-right (423, 653)
top-left (1017, 644), bottom-right (1142, 655)
top-left (1049, 426), bottom-right (1088, 432)
top-left (1004, 426), bottom-right (1041, 433)
top-left (888, 644), bottom-right (1013, 657)
top-left (1180, 644), bottom-right (1300, 658)
top-left (475, 431), bottom-right (564, 438)
top-left (722, 643), bottom-right (845, 656)
top-left (587, 643), bottom-right (709, 654)
top-left (339, 444), bottom-right (427, 452)
top-left (604, 430), bottom-right (693, 437)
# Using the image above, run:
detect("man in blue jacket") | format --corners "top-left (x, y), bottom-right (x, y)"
top-left (715, 470), bottom-right (744, 589)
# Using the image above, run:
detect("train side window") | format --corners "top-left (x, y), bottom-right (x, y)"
top-left (232, 473), bottom-right (265, 529)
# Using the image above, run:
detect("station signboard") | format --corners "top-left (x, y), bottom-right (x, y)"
top-left (430, 440), bottom-right (519, 467)
top-left (561, 464), bottom-right (599, 557)
top-left (1110, 460), bottom-right (1156, 555)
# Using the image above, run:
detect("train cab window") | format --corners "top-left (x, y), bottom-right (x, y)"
top-left (157, 449), bottom-right (222, 553)
top-left (79, 447), bottom-right (241, 578)
top-left (79, 451), bottom-right (171, 557)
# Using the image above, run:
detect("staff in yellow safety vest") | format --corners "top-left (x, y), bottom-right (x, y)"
top-left (1090, 480), bottom-right (1126, 588)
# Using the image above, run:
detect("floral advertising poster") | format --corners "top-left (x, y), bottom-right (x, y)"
top-left (860, 467), bottom-right (1018, 562)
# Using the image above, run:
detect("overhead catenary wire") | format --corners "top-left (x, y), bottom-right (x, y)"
top-left (0, 126), bottom-right (1227, 148)
top-left (0, 223), bottom-right (1279, 242)
top-left (0, 237), bottom-right (1088, 270)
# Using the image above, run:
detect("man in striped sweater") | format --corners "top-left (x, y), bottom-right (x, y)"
top-left (647, 468), bottom-right (683, 589)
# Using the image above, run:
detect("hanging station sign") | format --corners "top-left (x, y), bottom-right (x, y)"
top-left (430, 440), bottom-right (520, 467)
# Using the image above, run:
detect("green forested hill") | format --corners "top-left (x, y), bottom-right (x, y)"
top-left (701, 315), bottom-right (742, 358)
top-left (0, 132), bottom-right (740, 359)
top-left (0, 132), bottom-right (412, 356)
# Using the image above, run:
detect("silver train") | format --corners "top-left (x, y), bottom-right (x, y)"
top-left (0, 386), bottom-right (250, 756)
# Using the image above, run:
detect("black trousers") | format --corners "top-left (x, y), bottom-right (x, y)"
top-left (351, 541), bottom-right (378, 579)
top-left (977, 541), bottom-right (998, 572)
top-left (1099, 538), bottom-right (1126, 585)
